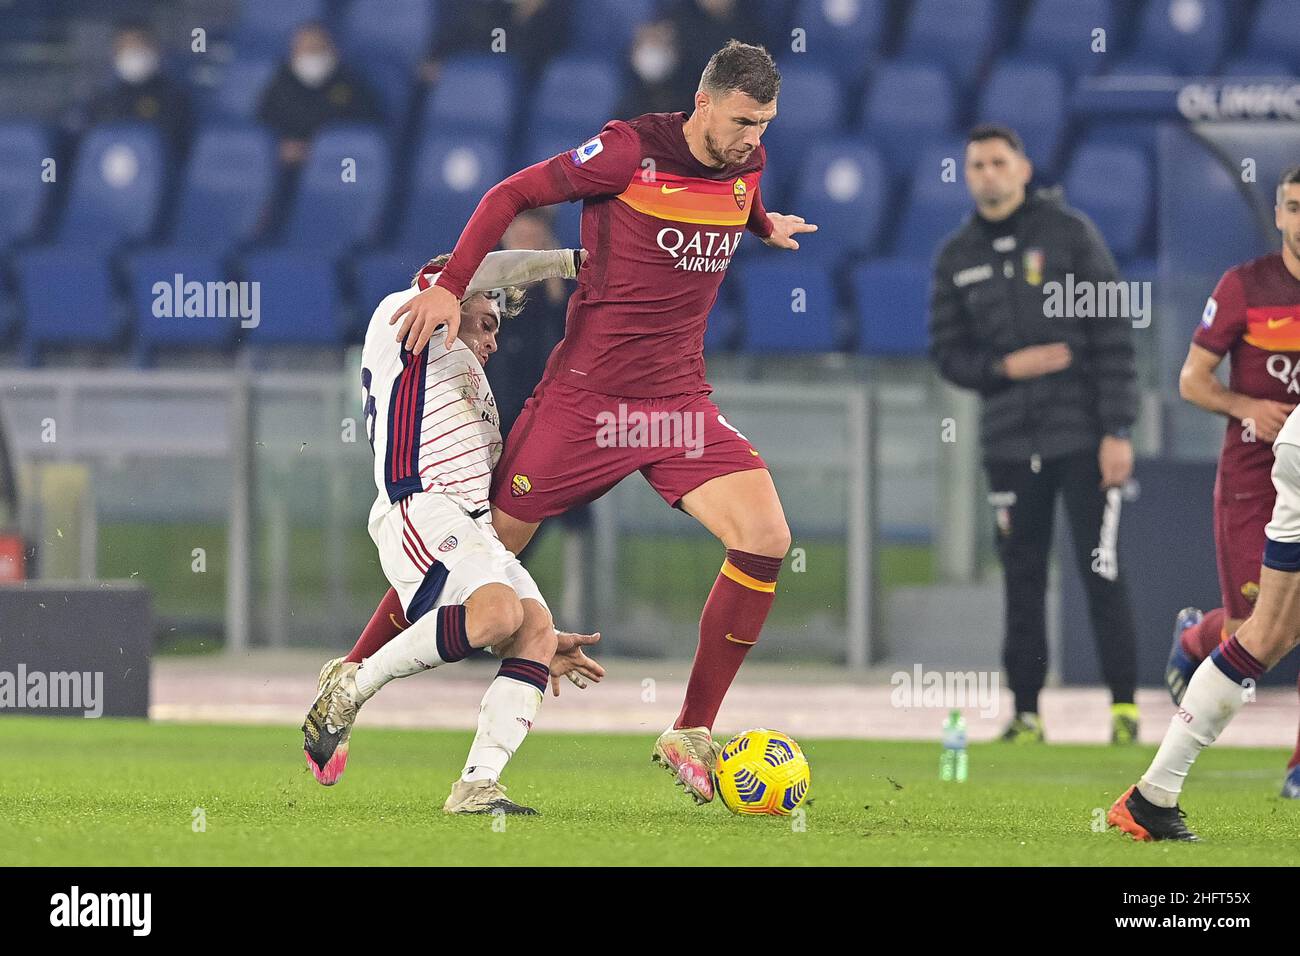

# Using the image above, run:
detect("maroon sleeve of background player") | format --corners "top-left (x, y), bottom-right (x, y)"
top-left (435, 121), bottom-right (640, 299)
top-left (1193, 267), bottom-right (1247, 357)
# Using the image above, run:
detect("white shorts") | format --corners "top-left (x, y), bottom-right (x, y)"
top-left (1264, 441), bottom-right (1300, 570)
top-left (367, 491), bottom-right (547, 623)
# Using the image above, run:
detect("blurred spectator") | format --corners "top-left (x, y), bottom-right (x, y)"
top-left (423, 0), bottom-right (571, 84)
top-left (492, 208), bottom-right (571, 439)
top-left (257, 22), bottom-right (381, 167)
top-left (84, 23), bottom-right (190, 152)
top-left (492, 208), bottom-right (593, 549)
top-left (664, 0), bottom-right (767, 84)
top-left (616, 21), bottom-right (693, 117)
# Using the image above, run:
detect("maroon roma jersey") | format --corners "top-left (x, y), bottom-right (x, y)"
top-left (435, 111), bottom-right (774, 398)
top-left (1193, 252), bottom-right (1300, 492)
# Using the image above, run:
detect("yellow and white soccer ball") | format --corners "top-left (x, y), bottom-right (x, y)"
top-left (715, 729), bottom-right (811, 816)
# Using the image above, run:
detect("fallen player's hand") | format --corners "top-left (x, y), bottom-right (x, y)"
top-left (389, 281), bottom-right (461, 354)
top-left (549, 629), bottom-right (605, 697)
top-left (760, 212), bottom-right (818, 250)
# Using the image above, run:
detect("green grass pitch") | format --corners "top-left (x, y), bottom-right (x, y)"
top-left (0, 716), bottom-right (1294, 866)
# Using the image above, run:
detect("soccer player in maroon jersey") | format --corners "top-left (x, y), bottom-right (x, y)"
top-left (1167, 163), bottom-right (1300, 798)
top-left (389, 40), bottom-right (817, 804)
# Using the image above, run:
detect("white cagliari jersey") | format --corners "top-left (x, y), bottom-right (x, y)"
top-left (361, 285), bottom-right (501, 515)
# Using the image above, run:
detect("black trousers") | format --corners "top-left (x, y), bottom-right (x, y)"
top-left (985, 451), bottom-right (1137, 713)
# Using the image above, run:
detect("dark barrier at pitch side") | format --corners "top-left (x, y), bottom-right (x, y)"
top-left (0, 582), bottom-right (152, 717)
top-left (1058, 457), bottom-right (1300, 688)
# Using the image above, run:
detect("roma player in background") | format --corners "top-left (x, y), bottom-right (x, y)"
top-left (1168, 163), bottom-right (1300, 797)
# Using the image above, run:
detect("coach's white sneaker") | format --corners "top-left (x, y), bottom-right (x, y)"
top-left (443, 778), bottom-right (538, 815)
top-left (302, 658), bottom-right (369, 786)
top-left (652, 726), bottom-right (720, 804)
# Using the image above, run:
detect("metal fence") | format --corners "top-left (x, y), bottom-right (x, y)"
top-left (0, 364), bottom-right (879, 664)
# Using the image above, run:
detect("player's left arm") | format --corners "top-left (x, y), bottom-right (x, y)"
top-left (1071, 214), bottom-right (1138, 487)
top-left (749, 182), bottom-right (818, 250)
top-left (462, 248), bottom-right (586, 297)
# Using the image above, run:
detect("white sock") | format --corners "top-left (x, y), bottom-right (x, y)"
top-left (461, 675), bottom-right (544, 783)
top-left (354, 612), bottom-right (447, 699)
top-left (1139, 656), bottom-right (1249, 807)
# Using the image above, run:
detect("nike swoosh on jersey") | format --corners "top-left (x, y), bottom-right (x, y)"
top-left (660, 185), bottom-right (688, 194)
top-left (1269, 317), bottom-right (1294, 329)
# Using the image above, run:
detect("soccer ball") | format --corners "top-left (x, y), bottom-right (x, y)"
top-left (715, 729), bottom-right (811, 816)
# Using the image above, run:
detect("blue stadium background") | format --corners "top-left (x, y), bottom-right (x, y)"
top-left (0, 0), bottom-right (1296, 365)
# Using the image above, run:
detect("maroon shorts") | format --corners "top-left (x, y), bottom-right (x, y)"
top-left (490, 380), bottom-right (768, 523)
top-left (1214, 484), bottom-right (1275, 620)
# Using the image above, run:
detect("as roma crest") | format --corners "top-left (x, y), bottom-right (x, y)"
top-left (733, 177), bottom-right (747, 210)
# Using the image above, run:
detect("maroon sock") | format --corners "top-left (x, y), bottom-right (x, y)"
top-left (675, 549), bottom-right (783, 731)
top-left (1180, 606), bottom-right (1226, 661)
top-left (345, 588), bottom-right (409, 663)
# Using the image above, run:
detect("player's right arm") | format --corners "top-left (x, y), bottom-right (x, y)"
top-left (1183, 268), bottom-right (1294, 441)
top-left (390, 122), bottom-right (641, 354)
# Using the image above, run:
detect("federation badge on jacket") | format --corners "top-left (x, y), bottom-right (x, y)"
top-left (1022, 248), bottom-right (1044, 287)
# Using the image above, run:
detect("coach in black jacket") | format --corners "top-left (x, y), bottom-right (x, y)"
top-left (928, 125), bottom-right (1140, 745)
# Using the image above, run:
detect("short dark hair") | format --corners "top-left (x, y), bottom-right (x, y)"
top-left (968, 123), bottom-right (1025, 155)
top-left (1278, 163), bottom-right (1300, 204)
top-left (699, 40), bottom-right (780, 103)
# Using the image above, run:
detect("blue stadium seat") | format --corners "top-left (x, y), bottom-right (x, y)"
top-left (359, 62), bottom-right (417, 130)
top-left (280, 125), bottom-right (391, 255)
top-left (424, 55), bottom-right (518, 136)
top-left (789, 139), bottom-right (886, 265)
top-left (239, 250), bottom-right (345, 346)
top-left (517, 126), bottom-right (587, 248)
top-left (0, 121), bottom-right (53, 251)
top-left (233, 0), bottom-right (326, 58)
top-left (892, 141), bottom-right (971, 260)
top-left (14, 246), bottom-right (122, 361)
top-left (339, 0), bottom-right (435, 72)
top-left (568, 0), bottom-right (655, 55)
top-left (172, 125), bottom-right (275, 251)
top-left (1219, 56), bottom-right (1293, 78)
top-left (762, 64), bottom-right (844, 193)
top-left (1017, 0), bottom-right (1111, 80)
top-left (125, 248), bottom-right (236, 360)
top-left (58, 124), bottom-right (166, 249)
top-left (791, 0), bottom-right (886, 86)
top-left (1062, 142), bottom-right (1150, 261)
top-left (739, 263), bottom-right (838, 353)
top-left (860, 59), bottom-right (955, 181)
top-left (532, 56), bottom-right (621, 141)
top-left (1130, 0), bottom-right (1227, 75)
top-left (399, 135), bottom-right (506, 252)
top-left (354, 249), bottom-right (427, 330)
top-left (976, 59), bottom-right (1067, 172)
top-left (900, 0), bottom-right (996, 85)
top-left (1245, 0), bottom-right (1300, 70)
top-left (852, 259), bottom-right (931, 357)
top-left (207, 58), bottom-right (280, 123)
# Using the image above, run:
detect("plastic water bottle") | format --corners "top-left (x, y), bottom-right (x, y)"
top-left (940, 710), bottom-right (968, 783)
